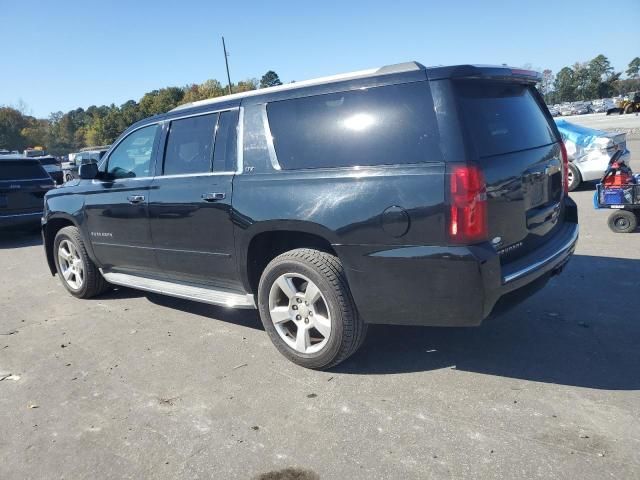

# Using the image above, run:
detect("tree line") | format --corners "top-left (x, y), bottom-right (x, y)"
top-left (0, 70), bottom-right (282, 155)
top-left (539, 55), bottom-right (640, 104)
top-left (2, 56), bottom-right (639, 155)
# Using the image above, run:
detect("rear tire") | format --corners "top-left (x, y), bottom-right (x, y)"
top-left (567, 163), bottom-right (581, 192)
top-left (54, 226), bottom-right (109, 298)
top-left (257, 248), bottom-right (366, 369)
top-left (607, 210), bottom-right (637, 233)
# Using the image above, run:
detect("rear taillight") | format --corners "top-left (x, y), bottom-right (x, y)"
top-left (560, 142), bottom-right (569, 194)
top-left (448, 165), bottom-right (488, 244)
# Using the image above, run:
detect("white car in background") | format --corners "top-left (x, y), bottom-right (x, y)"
top-left (555, 119), bottom-right (631, 191)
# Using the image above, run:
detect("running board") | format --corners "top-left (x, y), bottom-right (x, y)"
top-left (100, 271), bottom-right (256, 309)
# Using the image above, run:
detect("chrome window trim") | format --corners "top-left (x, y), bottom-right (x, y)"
top-left (167, 106), bottom-right (239, 123)
top-left (91, 176), bottom-right (154, 184)
top-left (261, 104), bottom-right (281, 171)
top-left (236, 106), bottom-right (244, 175)
top-left (0, 211), bottom-right (43, 218)
top-left (157, 171), bottom-right (236, 179)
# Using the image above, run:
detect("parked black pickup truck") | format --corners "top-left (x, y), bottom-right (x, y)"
top-left (42, 62), bottom-right (578, 369)
top-left (1, 155), bottom-right (55, 229)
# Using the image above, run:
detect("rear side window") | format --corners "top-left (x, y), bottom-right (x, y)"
top-left (456, 82), bottom-right (556, 158)
top-left (267, 81), bottom-right (441, 169)
top-left (0, 161), bottom-right (47, 180)
top-left (212, 110), bottom-right (238, 172)
top-left (164, 114), bottom-right (217, 175)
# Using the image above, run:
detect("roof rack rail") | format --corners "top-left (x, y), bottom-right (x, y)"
top-left (170, 61), bottom-right (424, 112)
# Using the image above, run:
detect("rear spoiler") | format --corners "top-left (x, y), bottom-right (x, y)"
top-left (425, 65), bottom-right (542, 83)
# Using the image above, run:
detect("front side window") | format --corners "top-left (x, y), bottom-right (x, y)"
top-left (107, 125), bottom-right (158, 179)
top-left (266, 81), bottom-right (441, 170)
top-left (163, 114), bottom-right (217, 175)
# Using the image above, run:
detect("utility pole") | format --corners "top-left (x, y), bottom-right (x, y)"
top-left (222, 36), bottom-right (232, 95)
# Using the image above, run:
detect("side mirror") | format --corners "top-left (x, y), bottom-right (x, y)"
top-left (79, 162), bottom-right (99, 180)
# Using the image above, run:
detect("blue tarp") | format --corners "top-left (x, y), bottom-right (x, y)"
top-left (554, 119), bottom-right (607, 149)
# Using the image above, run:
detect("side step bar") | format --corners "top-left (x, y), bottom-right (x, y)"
top-left (101, 271), bottom-right (256, 309)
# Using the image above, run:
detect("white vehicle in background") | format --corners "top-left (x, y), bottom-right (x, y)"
top-left (559, 103), bottom-right (574, 116)
top-left (555, 119), bottom-right (631, 191)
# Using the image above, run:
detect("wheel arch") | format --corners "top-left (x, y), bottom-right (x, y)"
top-left (43, 214), bottom-right (89, 275)
top-left (241, 223), bottom-right (340, 294)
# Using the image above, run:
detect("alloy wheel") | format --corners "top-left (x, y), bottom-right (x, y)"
top-left (268, 273), bottom-right (332, 354)
top-left (58, 239), bottom-right (85, 290)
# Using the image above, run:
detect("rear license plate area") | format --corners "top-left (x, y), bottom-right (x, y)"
top-left (529, 179), bottom-right (545, 208)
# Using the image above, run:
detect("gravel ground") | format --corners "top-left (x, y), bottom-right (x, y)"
top-left (1, 186), bottom-right (639, 479)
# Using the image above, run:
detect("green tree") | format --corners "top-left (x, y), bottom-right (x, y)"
top-left (21, 119), bottom-right (49, 147)
top-left (626, 57), bottom-right (640, 79)
top-left (234, 78), bottom-right (258, 93)
top-left (540, 69), bottom-right (555, 99)
top-left (0, 107), bottom-right (29, 150)
top-left (260, 70), bottom-right (282, 88)
top-left (553, 67), bottom-right (575, 102)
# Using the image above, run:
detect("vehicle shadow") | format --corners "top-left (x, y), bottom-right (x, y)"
top-left (0, 229), bottom-right (42, 249)
top-left (335, 254), bottom-right (640, 390)
top-left (145, 292), bottom-right (263, 331)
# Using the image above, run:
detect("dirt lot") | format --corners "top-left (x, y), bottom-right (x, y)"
top-left (1, 179), bottom-right (639, 479)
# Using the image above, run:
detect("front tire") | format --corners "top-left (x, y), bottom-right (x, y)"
top-left (54, 226), bottom-right (109, 298)
top-left (257, 248), bottom-right (366, 369)
top-left (607, 210), bottom-right (637, 233)
top-left (567, 163), bottom-right (581, 192)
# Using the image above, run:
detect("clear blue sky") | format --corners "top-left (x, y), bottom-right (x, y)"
top-left (1, 0), bottom-right (638, 118)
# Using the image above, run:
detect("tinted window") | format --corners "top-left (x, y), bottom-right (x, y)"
top-left (107, 125), bottom-right (158, 179)
top-left (456, 82), bottom-right (556, 158)
top-left (38, 157), bottom-right (58, 166)
top-left (164, 114), bottom-right (217, 175)
top-left (267, 81), bottom-right (440, 169)
top-left (212, 110), bottom-right (238, 172)
top-left (0, 161), bottom-right (48, 180)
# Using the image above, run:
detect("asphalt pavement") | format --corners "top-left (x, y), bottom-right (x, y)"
top-left (1, 183), bottom-right (639, 479)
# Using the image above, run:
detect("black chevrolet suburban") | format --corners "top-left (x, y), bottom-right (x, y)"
top-left (42, 62), bottom-right (578, 369)
top-left (1, 155), bottom-right (55, 229)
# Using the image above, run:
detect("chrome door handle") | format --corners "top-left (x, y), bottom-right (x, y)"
top-left (201, 192), bottom-right (226, 202)
top-left (127, 195), bottom-right (145, 204)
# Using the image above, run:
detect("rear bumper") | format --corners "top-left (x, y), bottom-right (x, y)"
top-left (48, 171), bottom-right (64, 184)
top-left (0, 211), bottom-right (43, 229)
top-left (337, 207), bottom-right (578, 327)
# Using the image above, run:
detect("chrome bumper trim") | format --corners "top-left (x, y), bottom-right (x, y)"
top-left (503, 224), bottom-right (579, 284)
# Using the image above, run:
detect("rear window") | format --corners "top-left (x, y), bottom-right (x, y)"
top-left (267, 81), bottom-right (441, 170)
top-left (456, 82), bottom-right (556, 158)
top-left (0, 161), bottom-right (48, 180)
